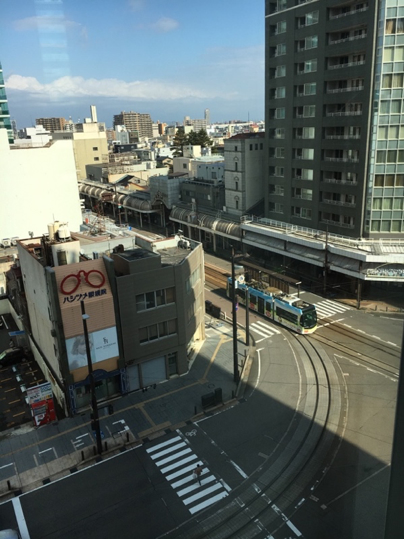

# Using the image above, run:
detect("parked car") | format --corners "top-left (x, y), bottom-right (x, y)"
top-left (0, 347), bottom-right (26, 366)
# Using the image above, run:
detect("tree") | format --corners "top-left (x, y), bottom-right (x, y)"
top-left (192, 129), bottom-right (212, 148)
top-left (172, 128), bottom-right (188, 157)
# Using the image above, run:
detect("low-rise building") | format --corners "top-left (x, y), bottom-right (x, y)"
top-left (14, 229), bottom-right (205, 415)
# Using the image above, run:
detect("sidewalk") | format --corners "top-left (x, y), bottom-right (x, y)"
top-left (0, 316), bottom-right (252, 501)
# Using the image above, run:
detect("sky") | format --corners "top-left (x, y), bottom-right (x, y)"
top-left (1, 0), bottom-right (265, 129)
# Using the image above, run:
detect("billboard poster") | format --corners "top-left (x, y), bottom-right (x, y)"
top-left (66, 326), bottom-right (119, 371)
top-left (26, 382), bottom-right (56, 427)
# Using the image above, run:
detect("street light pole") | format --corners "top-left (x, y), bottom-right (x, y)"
top-left (81, 301), bottom-right (102, 455)
top-left (231, 247), bottom-right (239, 384)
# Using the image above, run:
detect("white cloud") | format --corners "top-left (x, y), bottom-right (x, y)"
top-left (150, 17), bottom-right (179, 33)
top-left (6, 74), bottom-right (213, 101)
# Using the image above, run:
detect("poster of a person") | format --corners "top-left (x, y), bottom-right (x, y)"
top-left (67, 334), bottom-right (94, 370)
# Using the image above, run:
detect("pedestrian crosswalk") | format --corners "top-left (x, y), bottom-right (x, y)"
top-left (146, 434), bottom-right (230, 514)
top-left (314, 299), bottom-right (352, 320)
top-left (249, 320), bottom-right (281, 341)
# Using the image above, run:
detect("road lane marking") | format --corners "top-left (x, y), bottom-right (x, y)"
top-left (12, 497), bottom-right (30, 539)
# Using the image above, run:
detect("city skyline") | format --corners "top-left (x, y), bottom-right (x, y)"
top-left (1, 0), bottom-right (265, 129)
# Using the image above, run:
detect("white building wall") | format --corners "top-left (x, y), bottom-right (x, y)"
top-left (16, 244), bottom-right (62, 381)
top-left (0, 129), bottom-right (82, 239)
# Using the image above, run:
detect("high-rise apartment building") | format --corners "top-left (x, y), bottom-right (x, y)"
top-left (0, 61), bottom-right (13, 144)
top-left (113, 111), bottom-right (153, 138)
top-left (36, 117), bottom-right (66, 132)
top-left (265, 0), bottom-right (404, 238)
top-left (204, 108), bottom-right (211, 125)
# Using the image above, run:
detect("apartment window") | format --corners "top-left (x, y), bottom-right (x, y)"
top-left (275, 86), bottom-right (286, 98)
top-left (303, 105), bottom-right (316, 117)
top-left (303, 127), bottom-right (315, 139)
top-left (295, 148), bottom-right (314, 160)
top-left (235, 182), bottom-right (239, 190)
top-left (235, 146), bottom-right (238, 151)
top-left (235, 162), bottom-right (238, 171)
top-left (275, 147), bottom-right (285, 158)
top-left (94, 157), bottom-right (100, 161)
top-left (295, 168), bottom-right (314, 180)
top-left (269, 202), bottom-right (284, 213)
top-left (297, 59), bottom-right (317, 74)
top-left (269, 184), bottom-right (285, 195)
top-left (275, 108), bottom-right (286, 119)
top-left (298, 10), bottom-right (319, 27)
top-left (380, 100), bottom-right (402, 114)
top-left (304, 82), bottom-right (316, 95)
top-left (298, 35), bottom-right (318, 51)
top-left (382, 73), bottom-right (404, 88)
top-left (386, 18), bottom-right (404, 34)
top-left (274, 128), bottom-right (285, 139)
top-left (275, 166), bottom-right (284, 177)
top-left (276, 43), bottom-right (287, 56)
top-left (277, 0), bottom-right (287, 10)
top-left (183, 164), bottom-right (187, 169)
top-left (293, 207), bottom-right (312, 219)
top-left (93, 147), bottom-right (98, 151)
top-left (276, 20), bottom-right (287, 34)
top-left (275, 65), bottom-right (286, 78)
top-left (294, 188), bottom-right (313, 200)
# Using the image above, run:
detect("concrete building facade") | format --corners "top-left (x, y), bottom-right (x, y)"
top-left (52, 118), bottom-right (109, 180)
top-left (265, 0), bottom-right (404, 238)
top-left (0, 129), bottom-right (82, 240)
top-left (113, 111), bottom-right (153, 139)
top-left (224, 133), bottom-right (265, 216)
top-left (14, 233), bottom-right (205, 415)
top-left (35, 117), bottom-right (66, 132)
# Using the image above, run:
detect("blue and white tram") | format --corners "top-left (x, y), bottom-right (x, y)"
top-left (227, 276), bottom-right (317, 334)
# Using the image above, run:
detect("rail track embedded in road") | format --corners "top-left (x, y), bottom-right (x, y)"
top-left (162, 335), bottom-right (344, 539)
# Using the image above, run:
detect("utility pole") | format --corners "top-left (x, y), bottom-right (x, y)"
top-left (245, 287), bottom-right (250, 347)
top-left (323, 226), bottom-right (329, 296)
top-left (81, 301), bottom-right (102, 455)
top-left (231, 247), bottom-right (239, 384)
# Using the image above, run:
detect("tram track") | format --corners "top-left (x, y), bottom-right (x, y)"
top-left (167, 333), bottom-right (342, 539)
top-left (314, 320), bottom-right (400, 378)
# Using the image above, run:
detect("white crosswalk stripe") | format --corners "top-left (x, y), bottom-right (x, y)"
top-left (315, 300), bottom-right (352, 319)
top-left (250, 320), bottom-right (280, 340)
top-left (146, 435), bottom-right (229, 514)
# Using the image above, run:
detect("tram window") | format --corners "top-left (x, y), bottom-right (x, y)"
top-left (276, 306), bottom-right (298, 324)
top-left (249, 293), bottom-right (257, 306)
top-left (265, 301), bottom-right (273, 313)
top-left (302, 308), bottom-right (317, 327)
top-left (258, 297), bottom-right (265, 314)
top-left (237, 289), bottom-right (246, 302)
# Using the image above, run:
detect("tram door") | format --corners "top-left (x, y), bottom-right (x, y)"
top-left (258, 296), bottom-right (265, 315)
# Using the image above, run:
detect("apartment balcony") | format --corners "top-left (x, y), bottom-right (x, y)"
top-left (324, 156), bottom-right (359, 163)
top-left (329, 6), bottom-right (369, 20)
top-left (329, 33), bottom-right (367, 45)
top-left (321, 218), bottom-right (355, 229)
top-left (322, 198), bottom-right (356, 207)
top-left (326, 85), bottom-right (364, 94)
top-left (327, 60), bottom-right (365, 70)
top-left (326, 110), bottom-right (362, 117)
top-left (324, 134), bottom-right (360, 140)
top-left (322, 177), bottom-right (358, 186)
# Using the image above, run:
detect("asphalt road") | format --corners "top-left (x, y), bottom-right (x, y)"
top-left (0, 289), bottom-right (402, 538)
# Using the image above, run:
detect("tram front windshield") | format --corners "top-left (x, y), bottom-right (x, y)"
top-left (301, 307), bottom-right (317, 328)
